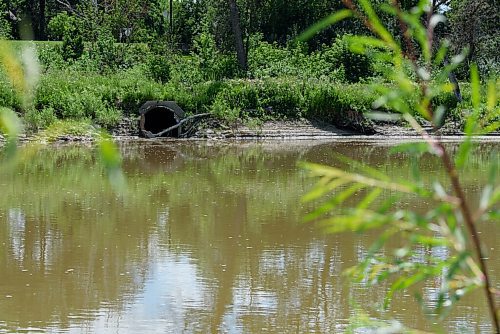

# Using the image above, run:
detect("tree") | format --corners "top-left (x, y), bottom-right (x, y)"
top-left (228, 0), bottom-right (247, 71)
top-left (0, 1), bottom-right (12, 38)
top-left (447, 0), bottom-right (500, 76)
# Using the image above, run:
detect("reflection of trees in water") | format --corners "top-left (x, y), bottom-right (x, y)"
top-left (0, 142), bottom-right (496, 332)
top-left (0, 205), bottom-right (153, 331)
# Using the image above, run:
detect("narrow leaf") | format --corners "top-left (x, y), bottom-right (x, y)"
top-left (297, 10), bottom-right (352, 41)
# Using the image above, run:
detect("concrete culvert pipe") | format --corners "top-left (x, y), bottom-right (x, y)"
top-left (139, 101), bottom-right (186, 138)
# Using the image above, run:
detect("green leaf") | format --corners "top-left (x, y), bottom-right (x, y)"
top-left (366, 227), bottom-right (398, 259)
top-left (358, 0), bottom-right (396, 49)
top-left (410, 235), bottom-right (450, 247)
top-left (302, 177), bottom-right (350, 202)
top-left (463, 64), bottom-right (481, 135)
top-left (344, 35), bottom-right (389, 54)
top-left (297, 9), bottom-right (353, 42)
top-left (302, 162), bottom-right (413, 193)
top-left (358, 188), bottom-right (382, 210)
top-left (433, 39), bottom-right (449, 66)
top-left (0, 107), bottom-right (21, 158)
top-left (455, 137), bottom-right (473, 169)
top-left (336, 155), bottom-right (390, 181)
top-left (486, 210), bottom-right (500, 221)
top-left (470, 64), bottom-right (480, 111)
top-left (97, 133), bottom-right (126, 193)
top-left (390, 142), bottom-right (433, 155)
top-left (303, 184), bottom-right (365, 222)
top-left (446, 252), bottom-right (470, 281)
top-left (385, 272), bottom-right (427, 309)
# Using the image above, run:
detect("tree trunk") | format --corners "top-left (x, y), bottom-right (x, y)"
top-left (169, 0), bottom-right (173, 33)
top-left (39, 0), bottom-right (46, 40)
top-left (228, 0), bottom-right (247, 72)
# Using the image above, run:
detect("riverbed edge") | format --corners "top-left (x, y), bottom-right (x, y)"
top-left (1, 118), bottom-right (499, 145)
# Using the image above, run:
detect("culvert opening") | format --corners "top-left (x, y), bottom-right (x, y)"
top-left (143, 107), bottom-right (180, 137)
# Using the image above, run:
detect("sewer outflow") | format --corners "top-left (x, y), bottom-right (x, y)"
top-left (139, 101), bottom-right (185, 138)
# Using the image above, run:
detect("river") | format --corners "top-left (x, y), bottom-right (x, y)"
top-left (0, 140), bottom-right (498, 333)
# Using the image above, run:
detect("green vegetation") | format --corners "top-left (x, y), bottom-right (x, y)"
top-left (0, 0), bottom-right (498, 136)
top-left (0, 1), bottom-right (498, 332)
top-left (301, 0), bottom-right (499, 332)
top-left (0, 38), bottom-right (491, 135)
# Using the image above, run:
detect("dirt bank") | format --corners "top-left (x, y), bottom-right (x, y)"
top-left (113, 116), bottom-right (470, 139)
top-left (2, 117), bottom-right (498, 145)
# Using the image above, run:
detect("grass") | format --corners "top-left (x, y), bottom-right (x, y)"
top-left (32, 119), bottom-right (98, 142)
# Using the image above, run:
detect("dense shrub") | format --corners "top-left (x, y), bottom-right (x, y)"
top-left (47, 12), bottom-right (76, 41)
top-left (248, 35), bottom-right (373, 83)
top-left (37, 43), bottom-right (66, 70)
top-left (0, 2), bottom-right (11, 39)
top-left (2, 41), bottom-right (479, 132)
top-left (305, 82), bottom-right (377, 120)
top-left (147, 43), bottom-right (172, 83)
top-left (326, 35), bottom-right (373, 83)
top-left (61, 27), bottom-right (84, 61)
top-left (192, 32), bottom-right (240, 81)
top-left (34, 71), bottom-right (127, 128)
top-left (24, 107), bottom-right (58, 130)
top-left (0, 16), bottom-right (10, 39)
top-left (0, 75), bottom-right (20, 110)
top-left (260, 80), bottom-right (304, 117)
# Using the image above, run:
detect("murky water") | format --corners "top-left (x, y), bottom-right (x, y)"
top-left (0, 140), bottom-right (498, 333)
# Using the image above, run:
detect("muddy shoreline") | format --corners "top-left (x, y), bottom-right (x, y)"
top-left (1, 118), bottom-right (499, 144)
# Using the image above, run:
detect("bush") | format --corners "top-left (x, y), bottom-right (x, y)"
top-left (34, 71), bottom-right (129, 127)
top-left (0, 16), bottom-right (11, 39)
top-left (0, 2), bottom-right (11, 39)
top-left (247, 35), bottom-right (370, 82)
top-left (47, 12), bottom-right (75, 41)
top-left (323, 35), bottom-right (374, 83)
top-left (37, 43), bottom-right (66, 70)
top-left (25, 107), bottom-right (58, 130)
top-left (88, 30), bottom-right (119, 72)
top-left (210, 96), bottom-right (240, 123)
top-left (260, 80), bottom-right (304, 117)
top-left (146, 42), bottom-right (171, 83)
top-left (168, 55), bottom-right (203, 86)
top-left (0, 74), bottom-right (20, 110)
top-left (303, 82), bottom-right (378, 131)
top-left (192, 31), bottom-right (240, 81)
top-left (94, 106), bottom-right (122, 129)
top-left (61, 28), bottom-right (84, 61)
top-left (34, 119), bottom-right (97, 142)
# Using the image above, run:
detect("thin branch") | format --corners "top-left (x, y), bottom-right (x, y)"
top-left (349, 0), bottom-right (498, 330)
top-left (438, 144), bottom-right (500, 333)
top-left (143, 113), bottom-right (211, 138)
top-left (399, 0), bottom-right (498, 327)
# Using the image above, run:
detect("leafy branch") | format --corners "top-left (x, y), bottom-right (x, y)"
top-left (300, 0), bottom-right (499, 332)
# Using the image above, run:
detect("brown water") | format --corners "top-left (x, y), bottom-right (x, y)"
top-left (0, 140), bottom-right (498, 333)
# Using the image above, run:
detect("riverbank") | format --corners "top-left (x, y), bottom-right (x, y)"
top-left (3, 117), bottom-right (498, 145)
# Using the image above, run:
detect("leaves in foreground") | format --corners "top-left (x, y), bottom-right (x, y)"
top-left (302, 152), bottom-right (495, 321)
top-left (97, 133), bottom-right (126, 193)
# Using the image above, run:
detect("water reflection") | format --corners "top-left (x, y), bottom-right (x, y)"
top-left (0, 140), bottom-right (498, 333)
